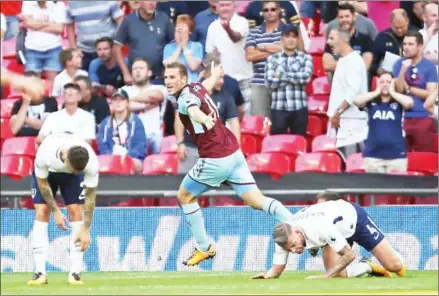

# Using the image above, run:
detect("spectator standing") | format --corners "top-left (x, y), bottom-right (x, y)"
top-left (326, 28), bottom-right (368, 157)
top-left (193, 0), bottom-right (218, 52)
top-left (175, 59), bottom-right (241, 173)
top-left (65, 1), bottom-right (123, 71)
top-left (9, 72), bottom-right (58, 137)
top-left (98, 89), bottom-right (147, 173)
top-left (51, 49), bottom-right (88, 98)
top-left (73, 75), bottom-right (110, 126)
top-left (0, 0), bottom-right (21, 40)
top-left (354, 71), bottom-right (413, 173)
top-left (419, 2), bottom-right (438, 68)
top-left (245, 1), bottom-right (284, 118)
top-left (38, 83), bottom-right (96, 144)
top-left (114, 1), bottom-right (174, 85)
top-left (323, 4), bottom-right (373, 84)
top-left (20, 1), bottom-right (67, 80)
top-left (156, 0), bottom-right (188, 24)
top-left (400, 1), bottom-right (425, 30)
top-left (88, 37), bottom-right (126, 97)
top-left (325, 1), bottom-right (377, 41)
top-left (393, 31), bottom-right (438, 152)
top-left (121, 58), bottom-right (168, 154)
top-left (265, 24), bottom-right (313, 136)
top-left (206, 1), bottom-right (253, 114)
top-left (245, 0), bottom-right (299, 29)
top-left (163, 15), bottom-right (203, 83)
top-left (371, 9), bottom-right (413, 75)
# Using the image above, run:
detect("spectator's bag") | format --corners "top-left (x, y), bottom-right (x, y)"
top-left (15, 27), bottom-right (27, 65)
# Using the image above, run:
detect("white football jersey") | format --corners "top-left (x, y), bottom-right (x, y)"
top-left (273, 200), bottom-right (358, 266)
top-left (34, 133), bottom-right (99, 188)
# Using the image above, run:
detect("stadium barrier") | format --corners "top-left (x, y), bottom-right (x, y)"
top-left (1, 206), bottom-right (437, 272)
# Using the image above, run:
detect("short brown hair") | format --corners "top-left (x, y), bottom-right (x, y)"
top-left (165, 62), bottom-right (188, 79)
top-left (316, 190), bottom-right (341, 202)
top-left (67, 146), bottom-right (89, 172)
top-left (132, 57), bottom-right (150, 69)
top-left (176, 14), bottom-right (195, 33)
top-left (337, 3), bottom-right (355, 15)
top-left (59, 48), bottom-right (80, 68)
top-left (405, 30), bottom-right (424, 45)
top-left (73, 75), bottom-right (92, 90)
top-left (273, 223), bottom-right (292, 249)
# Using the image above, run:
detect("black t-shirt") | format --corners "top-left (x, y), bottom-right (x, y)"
top-left (223, 75), bottom-right (245, 107)
top-left (96, 63), bottom-right (124, 89)
top-left (78, 94), bottom-right (111, 125)
top-left (11, 97), bottom-right (58, 137)
top-left (324, 30), bottom-right (373, 59)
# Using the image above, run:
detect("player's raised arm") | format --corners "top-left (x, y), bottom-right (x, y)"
top-left (201, 61), bottom-right (224, 94)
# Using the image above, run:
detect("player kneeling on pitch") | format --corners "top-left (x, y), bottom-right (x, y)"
top-left (252, 191), bottom-right (406, 280)
top-left (27, 133), bottom-right (99, 286)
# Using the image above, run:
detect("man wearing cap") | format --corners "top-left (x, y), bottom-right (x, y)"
top-left (97, 88), bottom-right (147, 173)
top-left (265, 24), bottom-right (313, 136)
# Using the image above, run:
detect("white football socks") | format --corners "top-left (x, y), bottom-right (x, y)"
top-left (346, 262), bottom-right (372, 278)
top-left (69, 221), bottom-right (84, 276)
top-left (31, 220), bottom-right (49, 275)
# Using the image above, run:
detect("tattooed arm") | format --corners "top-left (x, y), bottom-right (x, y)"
top-left (36, 177), bottom-right (68, 230)
top-left (83, 187), bottom-right (97, 230)
top-left (75, 186), bottom-right (97, 252)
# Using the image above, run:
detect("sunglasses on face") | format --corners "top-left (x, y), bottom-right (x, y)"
top-left (263, 8), bottom-right (277, 12)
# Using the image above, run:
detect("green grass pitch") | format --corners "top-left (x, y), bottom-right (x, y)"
top-left (1, 271), bottom-right (437, 295)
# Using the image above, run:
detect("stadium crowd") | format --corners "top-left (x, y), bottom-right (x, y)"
top-left (0, 0), bottom-right (438, 206)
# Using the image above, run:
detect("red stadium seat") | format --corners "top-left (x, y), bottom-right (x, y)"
top-left (311, 76), bottom-right (331, 95)
top-left (1, 99), bottom-right (18, 118)
top-left (312, 55), bottom-right (325, 77)
top-left (90, 139), bottom-right (98, 154)
top-left (241, 115), bottom-right (271, 152)
top-left (407, 152), bottom-right (438, 175)
top-left (2, 38), bottom-right (16, 60)
top-left (142, 154), bottom-right (179, 175)
top-left (1, 137), bottom-right (37, 158)
top-left (312, 135), bottom-right (337, 153)
top-left (211, 196), bottom-right (244, 207)
top-left (307, 36), bottom-right (325, 55)
top-left (3, 58), bottom-right (25, 75)
top-left (114, 198), bottom-right (157, 207)
top-left (295, 152), bottom-right (342, 173)
top-left (98, 155), bottom-right (136, 175)
top-left (241, 133), bottom-right (258, 156)
top-left (261, 135), bottom-right (307, 171)
top-left (306, 115), bottom-right (323, 151)
top-left (346, 153), bottom-right (365, 173)
top-left (0, 155), bottom-right (33, 179)
top-left (308, 94), bottom-right (329, 115)
top-left (161, 135), bottom-right (177, 154)
top-left (246, 153), bottom-right (290, 179)
top-left (371, 76), bottom-right (378, 90)
top-left (0, 118), bottom-right (14, 149)
top-left (433, 134), bottom-right (438, 153)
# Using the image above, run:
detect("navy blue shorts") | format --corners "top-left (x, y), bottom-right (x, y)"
top-left (347, 203), bottom-right (385, 252)
top-left (31, 172), bottom-right (85, 205)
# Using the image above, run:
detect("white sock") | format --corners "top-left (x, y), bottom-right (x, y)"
top-left (346, 262), bottom-right (372, 278)
top-left (69, 221), bottom-right (84, 276)
top-left (31, 220), bottom-right (49, 275)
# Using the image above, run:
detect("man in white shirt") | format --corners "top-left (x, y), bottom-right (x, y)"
top-left (326, 28), bottom-right (368, 158)
top-left (121, 58), bottom-right (167, 154)
top-left (206, 1), bottom-right (253, 114)
top-left (419, 2), bottom-right (438, 68)
top-left (252, 192), bottom-right (406, 280)
top-left (38, 83), bottom-right (96, 144)
top-left (27, 133), bottom-right (99, 286)
top-left (51, 49), bottom-right (88, 97)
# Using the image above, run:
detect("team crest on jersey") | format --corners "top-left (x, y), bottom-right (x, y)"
top-left (390, 103), bottom-right (398, 110)
top-left (329, 235), bottom-right (337, 243)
